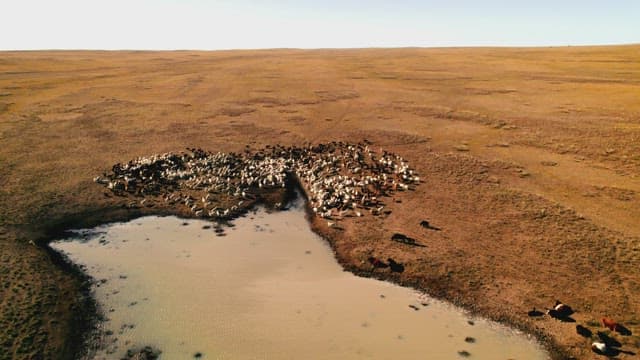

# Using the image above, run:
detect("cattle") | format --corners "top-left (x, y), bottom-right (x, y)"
top-left (602, 317), bottom-right (619, 332)
top-left (387, 258), bottom-right (405, 273)
top-left (546, 301), bottom-right (574, 321)
top-left (591, 341), bottom-right (607, 354)
top-left (553, 300), bottom-right (573, 317)
top-left (367, 257), bottom-right (387, 268)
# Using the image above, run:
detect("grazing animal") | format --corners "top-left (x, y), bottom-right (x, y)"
top-left (597, 330), bottom-right (622, 348)
top-left (546, 308), bottom-right (562, 319)
top-left (601, 317), bottom-right (619, 332)
top-left (553, 300), bottom-right (574, 317)
top-left (546, 307), bottom-right (574, 321)
top-left (591, 341), bottom-right (607, 354)
top-left (387, 258), bottom-right (405, 273)
top-left (576, 324), bottom-right (592, 338)
top-left (367, 257), bottom-right (388, 268)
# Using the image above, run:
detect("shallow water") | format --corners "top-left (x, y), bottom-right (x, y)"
top-left (52, 201), bottom-right (548, 359)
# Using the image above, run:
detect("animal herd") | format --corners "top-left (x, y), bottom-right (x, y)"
top-left (528, 300), bottom-right (633, 356)
top-left (95, 142), bottom-right (420, 224)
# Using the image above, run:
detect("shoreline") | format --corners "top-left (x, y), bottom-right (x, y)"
top-left (40, 185), bottom-right (565, 360)
top-left (294, 175), bottom-right (568, 359)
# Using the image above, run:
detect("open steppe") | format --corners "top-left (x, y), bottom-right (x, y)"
top-left (1, 46), bottom-right (640, 359)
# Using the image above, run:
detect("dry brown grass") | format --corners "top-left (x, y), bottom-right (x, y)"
top-left (1, 46), bottom-right (640, 359)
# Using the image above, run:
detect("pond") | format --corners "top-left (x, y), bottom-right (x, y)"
top-left (51, 200), bottom-right (548, 359)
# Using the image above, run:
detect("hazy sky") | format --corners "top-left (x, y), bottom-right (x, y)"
top-left (2, 0), bottom-right (638, 50)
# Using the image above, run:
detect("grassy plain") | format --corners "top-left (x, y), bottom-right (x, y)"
top-left (1, 46), bottom-right (640, 359)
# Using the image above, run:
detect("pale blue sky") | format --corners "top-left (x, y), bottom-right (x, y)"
top-left (2, 0), bottom-right (638, 50)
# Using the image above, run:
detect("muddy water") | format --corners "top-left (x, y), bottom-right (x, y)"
top-left (52, 201), bottom-right (548, 359)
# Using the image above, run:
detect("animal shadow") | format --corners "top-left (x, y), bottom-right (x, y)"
top-left (597, 331), bottom-right (622, 348)
top-left (527, 308), bottom-right (544, 317)
top-left (420, 220), bottom-right (441, 231)
top-left (614, 349), bottom-right (636, 356)
top-left (391, 233), bottom-right (426, 247)
top-left (558, 316), bottom-right (576, 323)
top-left (616, 324), bottom-right (632, 336)
top-left (547, 310), bottom-right (576, 322)
top-left (576, 324), bottom-right (592, 338)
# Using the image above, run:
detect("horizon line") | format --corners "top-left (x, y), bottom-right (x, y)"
top-left (2, 42), bottom-right (639, 52)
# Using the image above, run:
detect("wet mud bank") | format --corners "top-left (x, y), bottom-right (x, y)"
top-left (40, 239), bottom-right (97, 360)
top-left (308, 222), bottom-right (568, 359)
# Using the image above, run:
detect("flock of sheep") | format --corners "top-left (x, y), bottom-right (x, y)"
top-left (94, 142), bottom-right (420, 222)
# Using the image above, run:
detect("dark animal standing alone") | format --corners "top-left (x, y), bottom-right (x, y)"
top-left (368, 257), bottom-right (388, 268)
top-left (546, 301), bottom-right (575, 321)
top-left (387, 258), bottom-right (405, 273)
top-left (546, 308), bottom-right (563, 319)
top-left (551, 300), bottom-right (574, 317)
